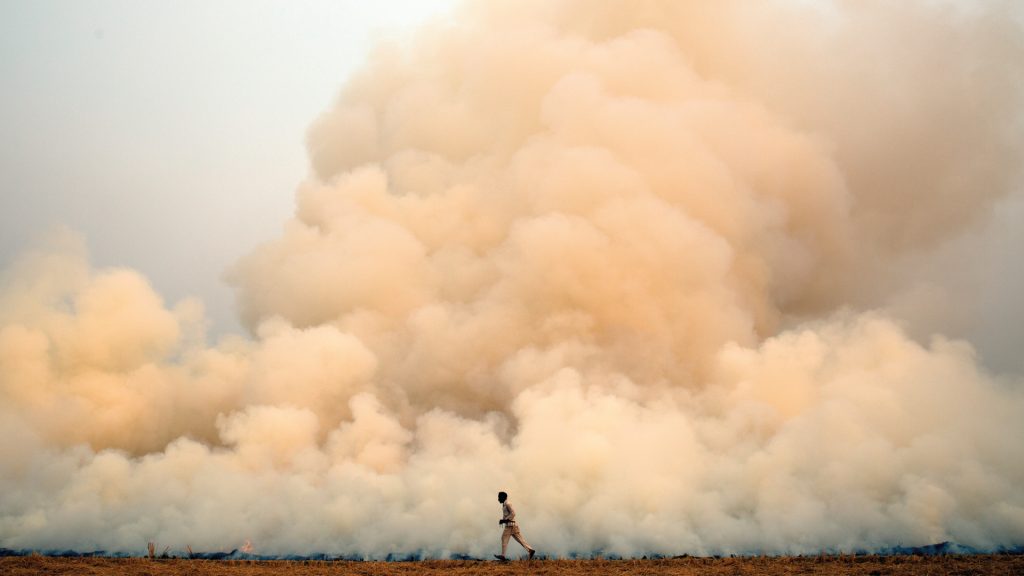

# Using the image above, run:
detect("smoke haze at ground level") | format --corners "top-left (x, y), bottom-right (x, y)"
top-left (4, 555), bottom-right (1024, 576)
top-left (1, 0), bottom-right (1023, 558)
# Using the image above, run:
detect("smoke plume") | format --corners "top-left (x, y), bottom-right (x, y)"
top-left (2, 0), bottom-right (1023, 557)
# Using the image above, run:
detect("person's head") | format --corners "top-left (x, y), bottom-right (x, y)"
top-left (498, 491), bottom-right (507, 503)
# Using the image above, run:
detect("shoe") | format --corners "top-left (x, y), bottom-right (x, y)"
top-left (528, 549), bottom-right (536, 561)
top-left (493, 555), bottom-right (507, 561)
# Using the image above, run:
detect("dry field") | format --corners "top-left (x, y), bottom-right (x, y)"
top-left (2, 555), bottom-right (1023, 576)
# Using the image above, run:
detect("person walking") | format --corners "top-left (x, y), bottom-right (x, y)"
top-left (495, 491), bottom-right (535, 561)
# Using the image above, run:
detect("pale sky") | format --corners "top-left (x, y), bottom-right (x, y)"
top-left (1, 0), bottom-right (1022, 373)
top-left (0, 0), bottom-right (457, 334)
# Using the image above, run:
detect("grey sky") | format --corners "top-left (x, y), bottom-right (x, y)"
top-left (1, 0), bottom-right (1021, 373)
top-left (0, 0), bottom-right (456, 334)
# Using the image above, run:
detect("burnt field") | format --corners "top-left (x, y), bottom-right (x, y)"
top-left (3, 555), bottom-right (1023, 576)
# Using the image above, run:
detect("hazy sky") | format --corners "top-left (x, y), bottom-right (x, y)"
top-left (0, 0), bottom-right (1021, 372)
top-left (1, 1), bottom-right (1023, 556)
top-left (0, 0), bottom-right (457, 334)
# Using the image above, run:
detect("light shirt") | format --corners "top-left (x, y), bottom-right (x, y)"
top-left (501, 501), bottom-right (517, 525)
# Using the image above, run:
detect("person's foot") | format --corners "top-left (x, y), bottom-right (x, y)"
top-left (493, 555), bottom-right (508, 561)
top-left (528, 549), bottom-right (536, 561)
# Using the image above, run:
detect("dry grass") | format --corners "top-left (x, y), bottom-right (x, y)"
top-left (2, 555), bottom-right (1023, 576)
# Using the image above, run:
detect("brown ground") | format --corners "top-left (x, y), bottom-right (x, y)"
top-left (2, 555), bottom-right (1023, 576)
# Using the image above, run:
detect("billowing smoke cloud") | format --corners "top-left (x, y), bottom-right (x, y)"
top-left (2, 0), bottom-right (1023, 558)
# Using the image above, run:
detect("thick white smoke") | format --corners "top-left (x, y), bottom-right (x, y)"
top-left (2, 0), bottom-right (1023, 558)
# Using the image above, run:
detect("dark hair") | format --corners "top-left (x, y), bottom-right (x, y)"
top-left (498, 491), bottom-right (508, 499)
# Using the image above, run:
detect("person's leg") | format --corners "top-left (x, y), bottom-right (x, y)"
top-left (512, 527), bottom-right (533, 553)
top-left (501, 526), bottom-right (512, 557)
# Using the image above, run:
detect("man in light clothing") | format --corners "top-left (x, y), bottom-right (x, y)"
top-left (495, 491), bottom-right (536, 561)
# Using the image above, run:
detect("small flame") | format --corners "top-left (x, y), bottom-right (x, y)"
top-left (241, 539), bottom-right (254, 554)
